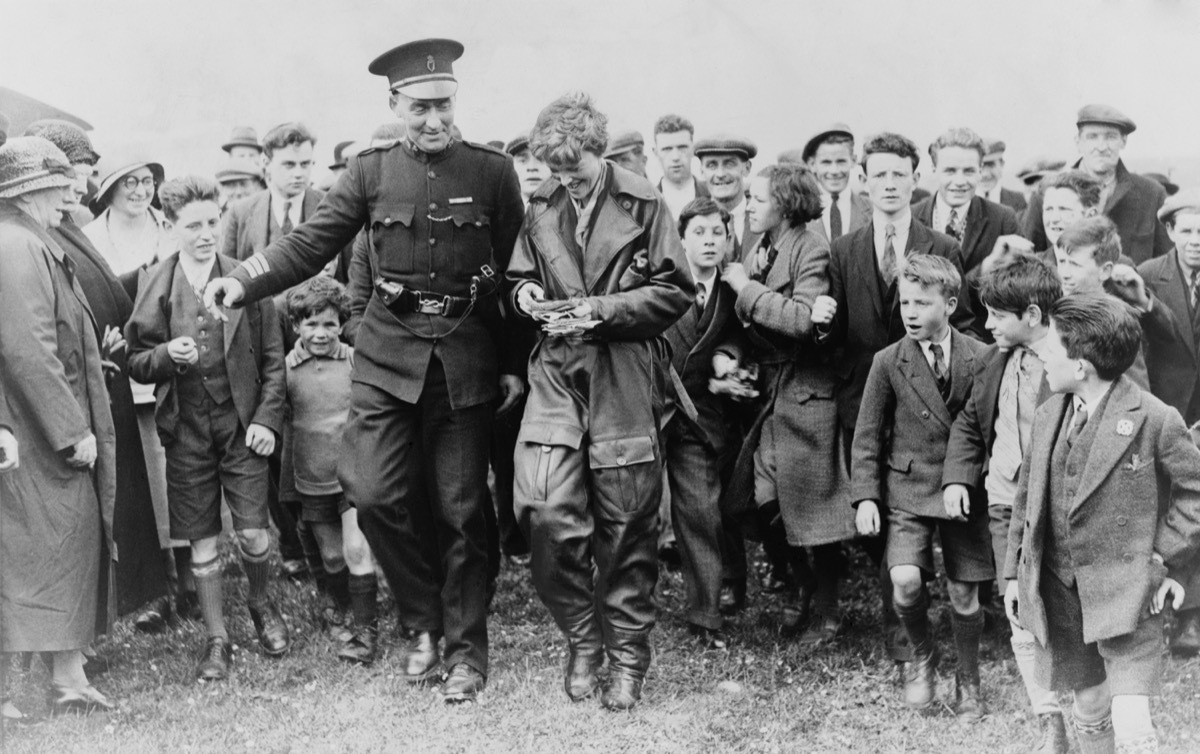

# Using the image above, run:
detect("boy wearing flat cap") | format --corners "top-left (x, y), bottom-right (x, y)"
top-left (205, 37), bottom-right (526, 704)
top-left (1022, 105), bottom-right (1170, 264)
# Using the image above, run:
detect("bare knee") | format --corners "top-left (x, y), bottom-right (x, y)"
top-left (1073, 682), bottom-right (1112, 720)
top-left (945, 580), bottom-right (980, 614)
top-left (890, 566), bottom-right (925, 604)
top-left (236, 528), bottom-right (270, 555)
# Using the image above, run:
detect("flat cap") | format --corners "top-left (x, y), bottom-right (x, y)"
top-left (369, 38), bottom-right (463, 100)
top-left (1143, 172), bottom-right (1179, 196)
top-left (693, 134), bottom-right (757, 160)
top-left (1016, 157), bottom-right (1066, 185)
top-left (1076, 104), bottom-right (1136, 135)
top-left (222, 126), bottom-right (261, 153)
top-left (801, 124), bottom-right (853, 162)
top-left (329, 140), bottom-right (355, 169)
top-left (603, 130), bottom-right (644, 159)
top-left (505, 133), bottom-right (529, 156)
top-left (984, 139), bottom-right (1006, 156)
top-left (1157, 188), bottom-right (1200, 223)
top-left (215, 165), bottom-right (263, 184)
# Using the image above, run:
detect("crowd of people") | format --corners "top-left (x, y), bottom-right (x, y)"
top-left (3, 35), bottom-right (1200, 754)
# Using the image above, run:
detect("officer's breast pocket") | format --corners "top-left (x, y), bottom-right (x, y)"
top-left (369, 201), bottom-right (416, 273)
top-left (449, 206), bottom-right (493, 274)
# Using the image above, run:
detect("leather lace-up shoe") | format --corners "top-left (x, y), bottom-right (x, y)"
top-left (902, 646), bottom-right (939, 709)
top-left (1033, 711), bottom-right (1069, 754)
top-left (718, 580), bottom-right (746, 615)
top-left (248, 600), bottom-right (291, 656)
top-left (798, 611), bottom-right (841, 646)
top-left (953, 676), bottom-right (986, 723)
top-left (133, 595), bottom-right (171, 634)
top-left (195, 636), bottom-right (233, 682)
top-left (601, 671), bottom-right (644, 711)
top-left (564, 648), bottom-right (603, 701)
top-left (337, 625), bottom-right (377, 666)
top-left (401, 631), bottom-right (442, 684)
top-left (441, 663), bottom-right (485, 703)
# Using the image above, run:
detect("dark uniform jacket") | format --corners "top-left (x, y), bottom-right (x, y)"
top-left (1137, 249), bottom-right (1200, 425)
top-left (226, 138), bottom-right (525, 409)
top-left (1022, 160), bottom-right (1170, 264)
top-left (822, 219), bottom-right (979, 434)
top-left (1005, 377), bottom-right (1200, 644)
top-left (126, 253), bottom-right (286, 445)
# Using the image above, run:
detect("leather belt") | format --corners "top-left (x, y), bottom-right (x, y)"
top-left (373, 264), bottom-right (498, 319)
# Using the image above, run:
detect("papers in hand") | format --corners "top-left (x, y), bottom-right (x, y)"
top-left (529, 298), bottom-right (597, 336)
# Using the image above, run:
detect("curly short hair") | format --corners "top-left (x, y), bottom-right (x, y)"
top-left (287, 275), bottom-right (351, 325)
top-left (529, 92), bottom-right (609, 168)
top-left (861, 132), bottom-right (921, 173)
top-left (1040, 169), bottom-right (1102, 210)
top-left (654, 114), bottom-right (694, 139)
top-left (158, 175), bottom-right (220, 222)
top-left (979, 253), bottom-right (1061, 318)
top-left (1049, 293), bottom-right (1142, 381)
top-left (757, 163), bottom-right (823, 228)
top-left (928, 127), bottom-right (986, 167)
top-left (262, 122), bottom-right (316, 160)
top-left (899, 254), bottom-right (962, 301)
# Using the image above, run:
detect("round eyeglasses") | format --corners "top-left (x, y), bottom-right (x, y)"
top-left (119, 175), bottom-right (157, 192)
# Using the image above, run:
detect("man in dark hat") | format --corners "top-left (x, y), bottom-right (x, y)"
top-left (204, 37), bottom-right (525, 704)
top-left (979, 139), bottom-right (1027, 214)
top-left (652, 114), bottom-right (708, 220)
top-left (604, 130), bottom-right (648, 178)
top-left (318, 140), bottom-right (357, 190)
top-left (215, 165), bottom-right (265, 215)
top-left (694, 135), bottom-right (756, 258)
top-left (223, 126), bottom-right (263, 168)
top-left (1021, 104), bottom-right (1170, 264)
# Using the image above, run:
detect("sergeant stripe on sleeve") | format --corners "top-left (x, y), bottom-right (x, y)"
top-left (245, 253), bottom-right (270, 279)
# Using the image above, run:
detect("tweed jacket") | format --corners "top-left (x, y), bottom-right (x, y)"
top-left (1005, 377), bottom-right (1200, 644)
top-left (850, 329), bottom-right (984, 518)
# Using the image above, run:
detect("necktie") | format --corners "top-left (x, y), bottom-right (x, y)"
top-left (946, 207), bottom-right (962, 242)
top-left (695, 283), bottom-right (708, 312)
top-left (930, 343), bottom-right (949, 399)
top-left (880, 223), bottom-right (897, 284)
top-left (829, 192), bottom-right (843, 240)
top-left (1190, 269), bottom-right (1200, 310)
top-left (1067, 403), bottom-right (1088, 448)
top-left (280, 201), bottom-right (294, 236)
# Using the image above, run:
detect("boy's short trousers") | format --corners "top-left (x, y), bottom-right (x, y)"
top-left (1035, 568), bottom-right (1166, 695)
top-left (298, 491), bottom-right (350, 524)
top-left (886, 507), bottom-right (994, 583)
top-left (166, 397), bottom-right (269, 540)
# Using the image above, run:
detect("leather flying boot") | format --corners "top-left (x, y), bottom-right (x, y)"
top-left (400, 630), bottom-right (442, 684)
top-left (601, 629), bottom-right (652, 711)
top-left (1033, 712), bottom-right (1069, 754)
top-left (563, 612), bottom-right (604, 701)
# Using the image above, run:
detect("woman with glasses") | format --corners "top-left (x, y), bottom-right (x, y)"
top-left (85, 160), bottom-right (195, 633)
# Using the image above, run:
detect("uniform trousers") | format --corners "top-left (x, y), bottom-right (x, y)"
top-left (341, 356), bottom-right (492, 676)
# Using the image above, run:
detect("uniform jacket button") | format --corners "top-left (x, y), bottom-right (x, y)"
top-left (621, 199), bottom-right (632, 209)
top-left (430, 271), bottom-right (438, 279)
top-left (429, 237), bottom-right (437, 246)
top-left (617, 457), bottom-right (627, 466)
top-left (541, 445), bottom-right (552, 453)
top-left (428, 170), bottom-right (436, 179)
top-left (429, 202), bottom-right (438, 211)
top-left (1117, 516), bottom-right (1128, 526)
top-left (921, 410), bottom-right (930, 419)
top-left (384, 217), bottom-right (393, 226)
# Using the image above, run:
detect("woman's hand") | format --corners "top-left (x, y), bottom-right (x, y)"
top-left (721, 263), bottom-right (751, 294)
top-left (67, 433), bottom-right (97, 469)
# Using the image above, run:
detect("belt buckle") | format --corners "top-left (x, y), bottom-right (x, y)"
top-left (417, 295), bottom-right (448, 315)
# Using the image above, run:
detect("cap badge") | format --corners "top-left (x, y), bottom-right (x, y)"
top-left (427, 55), bottom-right (436, 72)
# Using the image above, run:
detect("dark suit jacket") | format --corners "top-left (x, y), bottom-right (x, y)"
top-left (1138, 249), bottom-right (1200, 424)
top-left (850, 329), bottom-right (984, 517)
top-left (942, 343), bottom-right (1053, 490)
top-left (664, 277), bottom-right (741, 453)
top-left (824, 219), bottom-right (980, 433)
top-left (999, 187), bottom-right (1028, 216)
top-left (806, 191), bottom-right (872, 244)
top-left (126, 253), bottom-right (286, 445)
top-left (1022, 160), bottom-right (1170, 264)
top-left (220, 188), bottom-right (324, 261)
top-left (1005, 377), bottom-right (1200, 644)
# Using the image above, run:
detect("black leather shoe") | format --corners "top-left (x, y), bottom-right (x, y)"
top-left (780, 586), bottom-right (813, 636)
top-left (48, 684), bottom-right (114, 715)
top-left (400, 630), bottom-right (442, 684)
top-left (248, 600), bottom-right (291, 656)
top-left (758, 566), bottom-right (792, 594)
top-left (280, 559), bottom-right (308, 581)
top-left (798, 611), bottom-right (841, 646)
top-left (564, 648), bottom-right (603, 701)
top-left (688, 624), bottom-right (729, 650)
top-left (1170, 609), bottom-right (1200, 656)
top-left (441, 663), bottom-right (485, 703)
top-left (601, 671), bottom-right (644, 711)
top-left (953, 676), bottom-right (985, 722)
top-left (1033, 711), bottom-right (1069, 754)
top-left (338, 625), bottom-right (378, 666)
top-left (133, 595), bottom-right (171, 634)
top-left (195, 636), bottom-right (232, 682)
top-left (718, 580), bottom-right (747, 616)
top-left (902, 646), bottom-right (939, 709)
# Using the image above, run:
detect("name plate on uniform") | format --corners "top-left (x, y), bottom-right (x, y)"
top-left (448, 197), bottom-right (473, 205)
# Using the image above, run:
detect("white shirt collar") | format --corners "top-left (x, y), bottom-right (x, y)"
top-left (873, 208), bottom-right (912, 261)
top-left (1072, 382), bottom-right (1113, 423)
top-left (934, 192), bottom-right (969, 233)
top-left (271, 187), bottom-right (303, 227)
top-left (918, 328), bottom-right (952, 368)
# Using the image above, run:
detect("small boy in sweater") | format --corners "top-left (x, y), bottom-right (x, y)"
top-left (284, 276), bottom-right (378, 664)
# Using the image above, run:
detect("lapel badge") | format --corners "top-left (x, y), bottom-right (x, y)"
top-left (1116, 419), bottom-right (1133, 436)
top-left (427, 55), bottom-right (436, 72)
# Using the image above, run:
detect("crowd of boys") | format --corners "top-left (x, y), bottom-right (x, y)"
top-left (8, 34), bottom-right (1200, 754)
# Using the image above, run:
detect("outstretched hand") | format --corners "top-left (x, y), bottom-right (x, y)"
top-left (202, 278), bottom-right (246, 322)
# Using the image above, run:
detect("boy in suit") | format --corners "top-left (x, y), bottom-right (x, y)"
top-left (851, 255), bottom-right (990, 719)
top-left (1004, 294), bottom-right (1200, 754)
top-left (126, 176), bottom-right (288, 681)
top-left (662, 197), bottom-right (744, 648)
top-left (942, 255), bottom-right (1068, 751)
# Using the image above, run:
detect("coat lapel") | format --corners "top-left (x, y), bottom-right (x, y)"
top-left (851, 223), bottom-right (884, 323)
top-left (302, 188), bottom-right (322, 222)
top-left (583, 182), bottom-right (642, 293)
top-left (1156, 250), bottom-right (1196, 360)
top-left (1105, 162), bottom-right (1134, 213)
top-left (250, 192), bottom-right (271, 252)
top-left (1071, 377), bottom-right (1144, 510)
top-left (961, 197), bottom-right (989, 269)
top-left (899, 337), bottom-right (952, 428)
top-left (976, 345), bottom-right (1007, 436)
top-left (527, 198), bottom-right (587, 294)
top-left (216, 255), bottom-right (244, 353)
top-left (1028, 394), bottom-right (1071, 530)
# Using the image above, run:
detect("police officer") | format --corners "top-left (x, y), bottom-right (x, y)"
top-left (204, 38), bottom-right (525, 703)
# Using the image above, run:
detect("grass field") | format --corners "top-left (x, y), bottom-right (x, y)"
top-left (3, 547), bottom-right (1198, 753)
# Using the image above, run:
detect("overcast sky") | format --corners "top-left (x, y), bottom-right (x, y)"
top-left (5, 0), bottom-right (1200, 187)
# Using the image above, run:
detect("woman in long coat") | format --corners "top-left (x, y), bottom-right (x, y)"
top-left (721, 163), bottom-right (856, 644)
top-left (0, 137), bottom-right (116, 712)
top-left (26, 120), bottom-right (168, 618)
